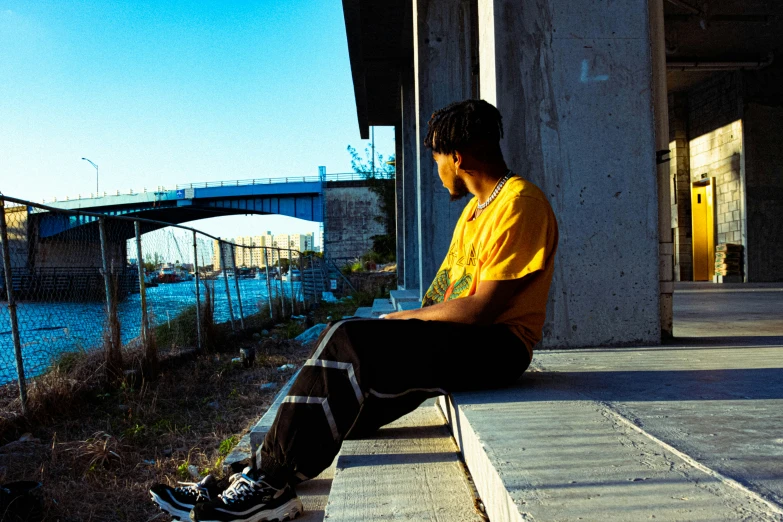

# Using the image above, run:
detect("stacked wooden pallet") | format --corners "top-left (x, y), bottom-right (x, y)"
top-left (715, 243), bottom-right (743, 277)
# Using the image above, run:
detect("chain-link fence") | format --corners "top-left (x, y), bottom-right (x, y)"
top-left (0, 195), bottom-right (343, 414)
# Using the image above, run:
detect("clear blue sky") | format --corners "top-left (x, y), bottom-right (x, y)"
top-left (0, 0), bottom-right (394, 246)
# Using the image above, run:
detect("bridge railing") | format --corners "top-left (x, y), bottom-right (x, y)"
top-left (0, 194), bottom-right (323, 415)
top-left (170, 171), bottom-right (387, 190)
top-left (43, 171), bottom-right (394, 203)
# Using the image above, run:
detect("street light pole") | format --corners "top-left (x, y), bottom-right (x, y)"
top-left (81, 157), bottom-right (99, 194)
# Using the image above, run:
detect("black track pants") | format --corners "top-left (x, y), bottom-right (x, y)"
top-left (260, 318), bottom-right (531, 484)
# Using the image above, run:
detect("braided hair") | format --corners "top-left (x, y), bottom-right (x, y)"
top-left (423, 99), bottom-right (504, 158)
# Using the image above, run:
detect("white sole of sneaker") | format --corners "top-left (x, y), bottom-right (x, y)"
top-left (149, 491), bottom-right (192, 521)
top-left (198, 497), bottom-right (304, 522)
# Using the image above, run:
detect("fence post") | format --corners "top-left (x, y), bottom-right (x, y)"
top-left (98, 217), bottom-right (121, 377)
top-left (288, 248), bottom-right (295, 316)
top-left (263, 247), bottom-right (274, 321)
top-left (193, 231), bottom-right (202, 351)
top-left (309, 256), bottom-right (317, 306)
top-left (276, 249), bottom-right (286, 320)
top-left (0, 199), bottom-right (28, 415)
top-left (220, 240), bottom-right (236, 332)
top-left (134, 222), bottom-right (148, 345)
top-left (230, 246), bottom-right (245, 330)
top-left (301, 255), bottom-right (309, 311)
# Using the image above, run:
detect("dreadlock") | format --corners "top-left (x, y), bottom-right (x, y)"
top-left (423, 99), bottom-right (504, 157)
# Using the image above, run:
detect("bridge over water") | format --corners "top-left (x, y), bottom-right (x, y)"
top-left (2, 173), bottom-right (390, 300)
top-left (40, 173), bottom-right (366, 240)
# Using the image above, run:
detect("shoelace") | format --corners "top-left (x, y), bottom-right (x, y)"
top-left (219, 472), bottom-right (270, 504)
top-left (175, 481), bottom-right (211, 501)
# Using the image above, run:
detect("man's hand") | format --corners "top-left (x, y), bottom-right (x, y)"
top-left (382, 278), bottom-right (525, 324)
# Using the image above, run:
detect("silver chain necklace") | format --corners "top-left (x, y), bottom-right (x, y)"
top-left (476, 170), bottom-right (513, 210)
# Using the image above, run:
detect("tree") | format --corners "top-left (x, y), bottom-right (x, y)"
top-left (347, 144), bottom-right (396, 263)
top-left (143, 252), bottom-right (163, 272)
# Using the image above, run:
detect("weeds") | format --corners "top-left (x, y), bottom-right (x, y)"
top-left (64, 431), bottom-right (123, 473)
top-left (218, 436), bottom-right (238, 457)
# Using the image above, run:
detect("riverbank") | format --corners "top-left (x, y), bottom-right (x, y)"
top-left (0, 323), bottom-right (309, 521)
top-left (0, 273), bottom-right (394, 520)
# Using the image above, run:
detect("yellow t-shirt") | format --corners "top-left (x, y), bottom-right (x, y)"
top-left (422, 175), bottom-right (559, 355)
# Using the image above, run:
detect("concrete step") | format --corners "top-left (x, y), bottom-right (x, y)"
top-left (324, 401), bottom-right (484, 521)
top-left (352, 307), bottom-right (374, 318)
top-left (389, 289), bottom-right (419, 309)
top-left (438, 345), bottom-right (783, 521)
top-left (371, 298), bottom-right (395, 314)
top-left (396, 301), bottom-right (420, 311)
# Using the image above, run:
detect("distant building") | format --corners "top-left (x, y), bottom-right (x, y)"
top-left (213, 232), bottom-right (314, 269)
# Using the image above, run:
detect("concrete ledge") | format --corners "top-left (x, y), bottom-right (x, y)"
top-left (371, 298), bottom-right (395, 314)
top-left (224, 370), bottom-right (300, 473)
top-left (438, 350), bottom-right (783, 521)
top-left (396, 301), bottom-right (420, 311)
top-left (352, 307), bottom-right (374, 318)
top-left (324, 401), bottom-right (483, 521)
top-left (389, 289), bottom-right (420, 309)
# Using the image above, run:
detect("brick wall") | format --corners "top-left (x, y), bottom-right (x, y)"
top-left (689, 120), bottom-right (745, 248)
top-left (687, 73), bottom-right (746, 276)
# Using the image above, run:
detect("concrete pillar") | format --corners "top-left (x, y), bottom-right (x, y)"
top-left (669, 92), bottom-right (693, 282)
top-left (413, 0), bottom-right (474, 296)
top-left (394, 121), bottom-right (405, 287)
top-left (478, 0), bottom-right (660, 348)
top-left (400, 62), bottom-right (420, 292)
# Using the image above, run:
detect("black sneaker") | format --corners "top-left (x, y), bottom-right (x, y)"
top-left (190, 467), bottom-right (303, 522)
top-left (0, 481), bottom-right (43, 522)
top-left (150, 475), bottom-right (221, 520)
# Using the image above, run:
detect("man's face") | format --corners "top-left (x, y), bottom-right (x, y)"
top-left (433, 152), bottom-right (469, 202)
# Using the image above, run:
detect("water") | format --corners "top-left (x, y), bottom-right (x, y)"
top-left (0, 278), bottom-right (301, 385)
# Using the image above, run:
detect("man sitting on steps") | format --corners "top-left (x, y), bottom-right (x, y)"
top-left (150, 98), bottom-right (559, 522)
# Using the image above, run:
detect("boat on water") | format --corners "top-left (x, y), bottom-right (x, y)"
top-left (157, 267), bottom-right (180, 283)
top-left (157, 267), bottom-right (192, 283)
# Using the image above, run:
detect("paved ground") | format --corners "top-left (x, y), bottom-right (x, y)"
top-left (673, 282), bottom-right (783, 339)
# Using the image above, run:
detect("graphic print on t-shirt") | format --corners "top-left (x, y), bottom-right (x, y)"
top-left (448, 240), bottom-right (480, 267)
top-left (422, 268), bottom-right (473, 306)
top-left (423, 240), bottom-right (482, 306)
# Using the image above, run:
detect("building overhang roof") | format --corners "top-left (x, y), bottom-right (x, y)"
top-left (342, 0), bottom-right (412, 138)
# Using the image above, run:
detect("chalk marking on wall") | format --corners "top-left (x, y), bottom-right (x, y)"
top-left (580, 59), bottom-right (609, 83)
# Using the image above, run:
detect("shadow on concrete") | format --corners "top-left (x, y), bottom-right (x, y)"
top-left (365, 425), bottom-right (452, 440)
top-left (666, 335), bottom-right (783, 347)
top-left (454, 367), bottom-right (783, 404)
top-left (338, 451), bottom-right (460, 467)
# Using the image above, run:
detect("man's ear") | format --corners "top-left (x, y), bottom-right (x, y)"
top-left (453, 150), bottom-right (464, 170)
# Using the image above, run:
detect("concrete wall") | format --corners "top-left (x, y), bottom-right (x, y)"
top-left (1, 206), bottom-right (29, 270)
top-left (668, 93), bottom-right (693, 281)
top-left (743, 102), bottom-right (783, 281)
top-left (323, 181), bottom-right (387, 262)
top-left (34, 239), bottom-right (125, 269)
top-left (478, 0), bottom-right (661, 348)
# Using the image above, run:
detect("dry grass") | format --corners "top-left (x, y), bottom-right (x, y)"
top-left (0, 328), bottom-right (309, 521)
